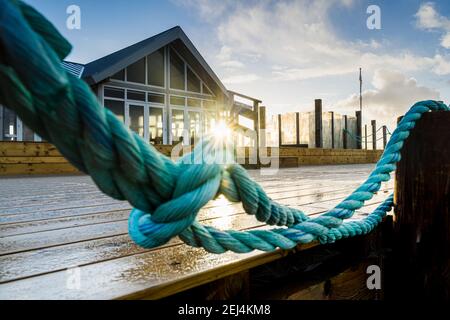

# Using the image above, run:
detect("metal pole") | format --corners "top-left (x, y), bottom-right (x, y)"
top-left (359, 68), bottom-right (362, 114)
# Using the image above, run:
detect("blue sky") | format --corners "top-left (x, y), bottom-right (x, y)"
top-left (26, 0), bottom-right (450, 129)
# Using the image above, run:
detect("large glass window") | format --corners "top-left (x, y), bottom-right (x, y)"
top-left (147, 48), bottom-right (165, 87)
top-left (203, 109), bottom-right (217, 135)
top-left (127, 90), bottom-right (146, 101)
top-left (187, 98), bottom-right (201, 108)
top-left (148, 93), bottom-right (165, 104)
top-left (104, 87), bottom-right (125, 99)
top-left (170, 49), bottom-right (185, 90)
top-left (171, 109), bottom-right (184, 144)
top-left (149, 108), bottom-right (164, 145)
top-left (187, 67), bottom-right (201, 93)
top-left (111, 69), bottom-right (125, 81)
top-left (23, 125), bottom-right (34, 141)
top-left (2, 107), bottom-right (17, 141)
top-left (127, 58), bottom-right (145, 84)
top-left (202, 83), bottom-right (213, 96)
top-left (203, 100), bottom-right (216, 109)
top-left (188, 111), bottom-right (201, 145)
top-left (170, 96), bottom-right (185, 106)
top-left (104, 100), bottom-right (125, 123)
top-left (129, 104), bottom-right (145, 137)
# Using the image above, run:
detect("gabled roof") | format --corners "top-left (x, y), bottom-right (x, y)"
top-left (81, 26), bottom-right (228, 97)
top-left (62, 61), bottom-right (85, 78)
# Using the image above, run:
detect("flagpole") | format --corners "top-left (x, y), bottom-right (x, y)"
top-left (359, 67), bottom-right (362, 114)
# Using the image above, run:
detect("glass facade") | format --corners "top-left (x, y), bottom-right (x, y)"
top-left (149, 108), bottom-right (164, 145)
top-left (188, 111), bottom-right (201, 144)
top-left (187, 67), bottom-right (201, 93)
top-left (171, 109), bottom-right (184, 143)
top-left (104, 99), bottom-right (125, 123)
top-left (1, 106), bottom-right (38, 141)
top-left (147, 48), bottom-right (165, 87)
top-left (2, 107), bottom-right (17, 141)
top-left (102, 45), bottom-right (219, 146)
top-left (1, 45), bottom-right (220, 145)
top-left (127, 58), bottom-right (146, 84)
top-left (129, 104), bottom-right (145, 137)
top-left (170, 49), bottom-right (185, 90)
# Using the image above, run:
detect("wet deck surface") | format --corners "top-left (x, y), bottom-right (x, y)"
top-left (0, 164), bottom-right (394, 299)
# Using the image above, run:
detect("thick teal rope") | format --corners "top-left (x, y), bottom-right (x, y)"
top-left (0, 0), bottom-right (448, 254)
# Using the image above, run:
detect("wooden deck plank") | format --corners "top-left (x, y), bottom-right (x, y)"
top-left (0, 180), bottom-right (349, 214)
top-left (0, 164), bottom-right (393, 300)
top-left (0, 206), bottom-right (385, 284)
top-left (0, 182), bottom-right (363, 225)
top-left (0, 185), bottom-right (392, 255)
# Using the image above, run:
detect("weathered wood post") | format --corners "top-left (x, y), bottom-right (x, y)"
top-left (253, 100), bottom-right (260, 152)
top-left (295, 112), bottom-right (300, 146)
top-left (315, 99), bottom-right (323, 148)
top-left (278, 114), bottom-right (282, 147)
top-left (343, 115), bottom-right (348, 149)
top-left (0, 105), bottom-right (3, 141)
top-left (371, 120), bottom-right (377, 150)
top-left (391, 111), bottom-right (450, 300)
top-left (382, 125), bottom-right (387, 149)
top-left (259, 106), bottom-right (266, 148)
top-left (331, 111), bottom-right (335, 149)
top-left (364, 124), bottom-right (368, 149)
top-left (356, 111), bottom-right (362, 149)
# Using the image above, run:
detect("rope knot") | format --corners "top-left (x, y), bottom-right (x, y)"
top-left (129, 162), bottom-right (223, 248)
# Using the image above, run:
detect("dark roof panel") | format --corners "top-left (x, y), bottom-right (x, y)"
top-left (62, 61), bottom-right (85, 78)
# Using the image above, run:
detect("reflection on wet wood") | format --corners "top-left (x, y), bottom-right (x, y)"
top-left (0, 164), bottom-right (394, 299)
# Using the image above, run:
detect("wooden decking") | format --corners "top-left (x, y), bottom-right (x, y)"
top-left (0, 164), bottom-right (393, 299)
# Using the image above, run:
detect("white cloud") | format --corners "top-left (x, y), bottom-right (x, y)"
top-left (178, 0), bottom-right (448, 116)
top-left (207, 0), bottom-right (450, 82)
top-left (336, 69), bottom-right (440, 129)
top-left (172, 0), bottom-right (232, 22)
top-left (222, 74), bottom-right (260, 85)
top-left (415, 2), bottom-right (450, 49)
top-left (432, 54), bottom-right (450, 74)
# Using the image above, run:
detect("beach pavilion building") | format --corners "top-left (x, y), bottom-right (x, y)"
top-left (0, 26), bottom-right (263, 146)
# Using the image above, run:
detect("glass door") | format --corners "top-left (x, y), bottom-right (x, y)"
top-left (149, 106), bottom-right (165, 145)
top-left (170, 108), bottom-right (185, 144)
top-left (188, 110), bottom-right (201, 145)
top-left (127, 103), bottom-right (146, 138)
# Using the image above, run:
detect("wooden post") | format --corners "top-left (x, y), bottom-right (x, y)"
top-left (315, 99), bottom-right (323, 148)
top-left (371, 120), bottom-right (377, 150)
top-left (253, 100), bottom-right (260, 150)
top-left (382, 125), bottom-right (387, 149)
top-left (343, 115), bottom-right (348, 149)
top-left (259, 106), bottom-right (266, 148)
top-left (295, 112), bottom-right (300, 146)
top-left (331, 111), bottom-right (335, 149)
top-left (392, 111), bottom-right (450, 300)
top-left (356, 111), bottom-right (362, 149)
top-left (278, 114), bottom-right (282, 147)
top-left (364, 124), bottom-right (367, 150)
top-left (0, 104), bottom-right (3, 141)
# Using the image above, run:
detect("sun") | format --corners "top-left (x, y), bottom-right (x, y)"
top-left (212, 120), bottom-right (232, 140)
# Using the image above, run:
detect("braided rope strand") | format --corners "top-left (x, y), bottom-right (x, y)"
top-left (0, 0), bottom-right (448, 254)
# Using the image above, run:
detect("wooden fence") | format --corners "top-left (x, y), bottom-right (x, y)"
top-left (0, 141), bottom-right (382, 175)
